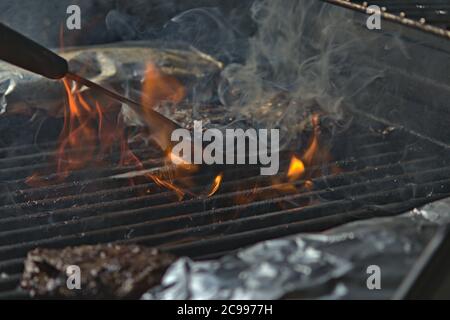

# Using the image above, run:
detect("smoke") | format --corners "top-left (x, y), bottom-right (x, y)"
top-left (218, 0), bottom-right (389, 147)
top-left (0, 0), bottom-right (407, 149)
top-left (102, 0), bottom-right (404, 149)
top-left (105, 3), bottom-right (253, 64)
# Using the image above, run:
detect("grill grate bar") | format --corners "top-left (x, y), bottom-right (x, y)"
top-left (0, 146), bottom-right (162, 171)
top-left (0, 132), bottom-right (393, 185)
top-left (123, 178), bottom-right (450, 250)
top-left (0, 160), bottom-right (448, 262)
top-left (0, 156), bottom-right (167, 182)
top-left (0, 131), bottom-right (400, 177)
top-left (0, 289), bottom-right (28, 299)
top-left (0, 274), bottom-right (21, 292)
top-left (0, 187), bottom-right (447, 289)
top-left (0, 160), bottom-right (402, 214)
top-left (0, 258), bottom-right (23, 274)
top-left (0, 135), bottom-right (428, 211)
top-left (0, 153), bottom-right (441, 234)
top-left (162, 193), bottom-right (447, 258)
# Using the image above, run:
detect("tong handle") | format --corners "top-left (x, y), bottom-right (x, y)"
top-left (0, 23), bottom-right (68, 79)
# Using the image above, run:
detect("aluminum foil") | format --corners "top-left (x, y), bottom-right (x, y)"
top-left (0, 41), bottom-right (223, 118)
top-left (143, 197), bottom-right (450, 300)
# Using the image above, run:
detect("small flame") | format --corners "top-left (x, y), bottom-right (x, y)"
top-left (208, 173), bottom-right (223, 197)
top-left (287, 156), bottom-right (305, 181)
top-left (283, 113), bottom-right (340, 192)
top-left (284, 114), bottom-right (320, 186)
top-left (149, 173), bottom-right (186, 200)
top-left (56, 79), bottom-right (98, 176)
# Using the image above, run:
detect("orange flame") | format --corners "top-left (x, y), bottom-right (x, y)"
top-left (56, 80), bottom-right (96, 175)
top-left (287, 156), bottom-right (305, 181)
top-left (26, 63), bottom-right (224, 199)
top-left (141, 63), bottom-right (186, 109)
top-left (208, 173), bottom-right (223, 197)
top-left (284, 113), bottom-right (340, 191)
top-left (149, 173), bottom-right (186, 200)
top-left (302, 114), bottom-right (320, 166)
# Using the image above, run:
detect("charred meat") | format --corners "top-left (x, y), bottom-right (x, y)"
top-left (21, 244), bottom-right (176, 299)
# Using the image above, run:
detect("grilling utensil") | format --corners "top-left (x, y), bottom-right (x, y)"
top-left (0, 22), bottom-right (180, 151)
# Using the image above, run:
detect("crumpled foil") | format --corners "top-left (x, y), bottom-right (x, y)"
top-left (0, 41), bottom-right (223, 118)
top-left (143, 197), bottom-right (450, 300)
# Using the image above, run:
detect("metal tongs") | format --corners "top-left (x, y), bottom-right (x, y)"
top-left (0, 22), bottom-right (180, 151)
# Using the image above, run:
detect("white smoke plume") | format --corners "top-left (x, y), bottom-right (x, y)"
top-left (219, 0), bottom-right (396, 147)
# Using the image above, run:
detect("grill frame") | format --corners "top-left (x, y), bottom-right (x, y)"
top-left (325, 0), bottom-right (450, 39)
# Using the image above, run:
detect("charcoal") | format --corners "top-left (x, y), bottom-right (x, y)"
top-left (21, 244), bottom-right (176, 299)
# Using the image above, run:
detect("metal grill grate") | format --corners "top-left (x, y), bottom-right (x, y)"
top-left (355, 1), bottom-right (450, 29)
top-left (1, 115), bottom-right (450, 298)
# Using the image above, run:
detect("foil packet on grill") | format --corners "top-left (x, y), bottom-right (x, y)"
top-left (0, 41), bottom-right (223, 119)
top-left (143, 197), bottom-right (450, 300)
top-left (0, 40), bottom-right (337, 143)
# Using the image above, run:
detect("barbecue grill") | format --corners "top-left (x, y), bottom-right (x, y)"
top-left (0, 0), bottom-right (450, 299)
